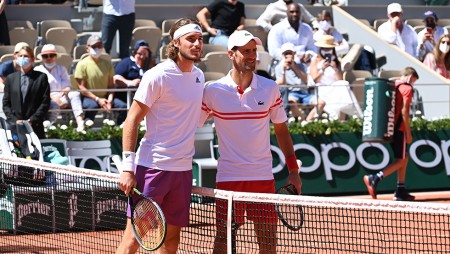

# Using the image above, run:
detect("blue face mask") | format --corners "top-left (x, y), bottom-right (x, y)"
top-left (16, 57), bottom-right (31, 69)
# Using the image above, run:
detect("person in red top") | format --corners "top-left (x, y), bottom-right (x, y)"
top-left (363, 66), bottom-right (418, 201)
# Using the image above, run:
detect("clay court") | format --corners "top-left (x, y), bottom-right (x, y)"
top-left (1, 190), bottom-right (450, 254)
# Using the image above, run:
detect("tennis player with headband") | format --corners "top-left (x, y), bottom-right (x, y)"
top-left (116, 18), bottom-right (204, 254)
top-left (200, 30), bottom-right (302, 254)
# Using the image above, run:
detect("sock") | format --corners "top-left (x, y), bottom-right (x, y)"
top-left (374, 172), bottom-right (384, 183)
top-left (397, 182), bottom-right (405, 191)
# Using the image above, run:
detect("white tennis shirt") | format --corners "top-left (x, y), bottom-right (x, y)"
top-left (200, 72), bottom-right (287, 182)
top-left (135, 59), bottom-right (205, 171)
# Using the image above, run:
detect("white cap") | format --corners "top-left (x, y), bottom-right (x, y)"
top-left (14, 42), bottom-right (30, 53)
top-left (228, 30), bottom-right (262, 50)
top-left (387, 3), bottom-right (402, 14)
top-left (280, 42), bottom-right (295, 54)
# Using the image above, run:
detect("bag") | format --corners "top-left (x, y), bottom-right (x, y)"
top-left (0, 118), bottom-right (45, 186)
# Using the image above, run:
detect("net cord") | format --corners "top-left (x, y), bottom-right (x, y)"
top-left (3, 156), bottom-right (450, 215)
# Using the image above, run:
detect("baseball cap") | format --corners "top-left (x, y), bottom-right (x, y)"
top-left (14, 42), bottom-right (30, 53)
top-left (227, 30), bottom-right (262, 50)
top-left (387, 3), bottom-right (402, 14)
top-left (423, 10), bottom-right (437, 20)
top-left (86, 35), bottom-right (102, 46)
top-left (133, 40), bottom-right (149, 52)
top-left (280, 42), bottom-right (295, 55)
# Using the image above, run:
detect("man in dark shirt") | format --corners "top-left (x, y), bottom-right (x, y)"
top-left (196, 0), bottom-right (246, 47)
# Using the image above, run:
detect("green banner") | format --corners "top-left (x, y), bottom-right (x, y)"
top-left (271, 130), bottom-right (450, 195)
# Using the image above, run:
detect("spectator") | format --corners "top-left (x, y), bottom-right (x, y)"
top-left (423, 34), bottom-right (450, 79)
top-left (0, 0), bottom-right (10, 45)
top-left (275, 42), bottom-right (325, 121)
top-left (3, 45), bottom-right (50, 139)
top-left (101, 0), bottom-right (135, 58)
top-left (34, 44), bottom-right (85, 131)
top-left (377, 3), bottom-right (418, 59)
top-left (113, 40), bottom-right (154, 104)
top-left (256, 0), bottom-right (319, 32)
top-left (74, 35), bottom-right (127, 125)
top-left (313, 11), bottom-right (349, 57)
top-left (267, 2), bottom-right (317, 64)
top-left (309, 35), bottom-right (362, 120)
top-left (0, 42), bottom-right (29, 85)
top-left (311, 0), bottom-right (348, 6)
top-left (417, 10), bottom-right (449, 61)
top-left (196, 0), bottom-right (245, 47)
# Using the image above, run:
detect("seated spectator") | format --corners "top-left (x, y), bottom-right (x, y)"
top-left (275, 42), bottom-right (325, 121)
top-left (3, 45), bottom-right (50, 139)
top-left (423, 34), bottom-right (450, 79)
top-left (268, 2), bottom-right (317, 65)
top-left (377, 3), bottom-right (418, 59)
top-left (196, 0), bottom-right (245, 47)
top-left (313, 17), bottom-right (349, 57)
top-left (417, 10), bottom-right (449, 61)
top-left (113, 40), bottom-right (154, 104)
top-left (74, 35), bottom-right (127, 125)
top-left (0, 42), bottom-right (29, 85)
top-left (309, 35), bottom-right (362, 120)
top-left (34, 44), bottom-right (85, 131)
top-left (256, 0), bottom-right (319, 32)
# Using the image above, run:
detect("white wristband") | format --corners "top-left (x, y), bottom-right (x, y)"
top-left (122, 151), bottom-right (136, 172)
top-left (207, 27), bottom-right (212, 32)
top-left (95, 96), bottom-right (99, 102)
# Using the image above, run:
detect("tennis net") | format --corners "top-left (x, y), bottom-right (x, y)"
top-left (0, 156), bottom-right (449, 253)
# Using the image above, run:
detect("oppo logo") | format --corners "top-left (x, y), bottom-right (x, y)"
top-left (272, 139), bottom-right (450, 181)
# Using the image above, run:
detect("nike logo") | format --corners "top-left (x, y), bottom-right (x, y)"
top-left (196, 77), bottom-right (201, 83)
top-left (258, 101), bottom-right (264, 105)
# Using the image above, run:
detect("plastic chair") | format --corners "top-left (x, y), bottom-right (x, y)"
top-left (134, 19), bottom-right (157, 28)
top-left (7, 20), bottom-right (34, 30)
top-left (204, 71), bottom-right (225, 82)
top-left (200, 52), bottom-right (232, 75)
top-left (9, 28), bottom-right (38, 47)
top-left (45, 27), bottom-right (77, 54)
top-left (378, 69), bottom-right (401, 81)
top-left (131, 26), bottom-right (162, 61)
top-left (373, 19), bottom-right (388, 31)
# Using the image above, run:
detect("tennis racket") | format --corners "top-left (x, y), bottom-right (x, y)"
top-left (112, 155), bottom-right (167, 251)
top-left (275, 184), bottom-right (304, 231)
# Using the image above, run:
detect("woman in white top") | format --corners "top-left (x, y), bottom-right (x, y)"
top-left (309, 35), bottom-right (362, 120)
top-left (34, 44), bottom-right (84, 131)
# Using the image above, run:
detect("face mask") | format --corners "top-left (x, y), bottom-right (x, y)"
top-left (426, 22), bottom-right (436, 29)
top-left (16, 57), bottom-right (31, 69)
top-left (44, 62), bottom-right (56, 69)
top-left (439, 42), bottom-right (450, 54)
top-left (320, 49), bottom-right (333, 56)
top-left (89, 47), bottom-right (102, 58)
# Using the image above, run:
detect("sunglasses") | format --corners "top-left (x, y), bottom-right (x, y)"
top-left (441, 41), bottom-right (450, 45)
top-left (42, 54), bottom-right (57, 59)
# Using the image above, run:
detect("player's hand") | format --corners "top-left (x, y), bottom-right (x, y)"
top-left (286, 171), bottom-right (302, 195)
top-left (406, 132), bottom-right (413, 144)
top-left (118, 171), bottom-right (136, 196)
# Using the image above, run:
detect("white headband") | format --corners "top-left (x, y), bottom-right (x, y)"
top-left (173, 24), bottom-right (202, 40)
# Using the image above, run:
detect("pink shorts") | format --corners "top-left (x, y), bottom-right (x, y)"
top-left (216, 180), bottom-right (277, 227)
top-left (127, 165), bottom-right (192, 227)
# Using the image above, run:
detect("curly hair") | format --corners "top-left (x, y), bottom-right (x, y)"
top-left (166, 18), bottom-right (202, 61)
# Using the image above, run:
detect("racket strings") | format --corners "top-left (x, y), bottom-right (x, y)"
top-left (133, 200), bottom-right (165, 249)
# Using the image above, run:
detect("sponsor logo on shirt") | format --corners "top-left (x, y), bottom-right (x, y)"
top-left (258, 101), bottom-right (264, 105)
top-left (196, 77), bottom-right (201, 83)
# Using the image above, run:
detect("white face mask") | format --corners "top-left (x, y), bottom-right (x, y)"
top-left (89, 47), bottom-right (102, 58)
top-left (44, 62), bottom-right (57, 69)
top-left (439, 42), bottom-right (450, 54)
